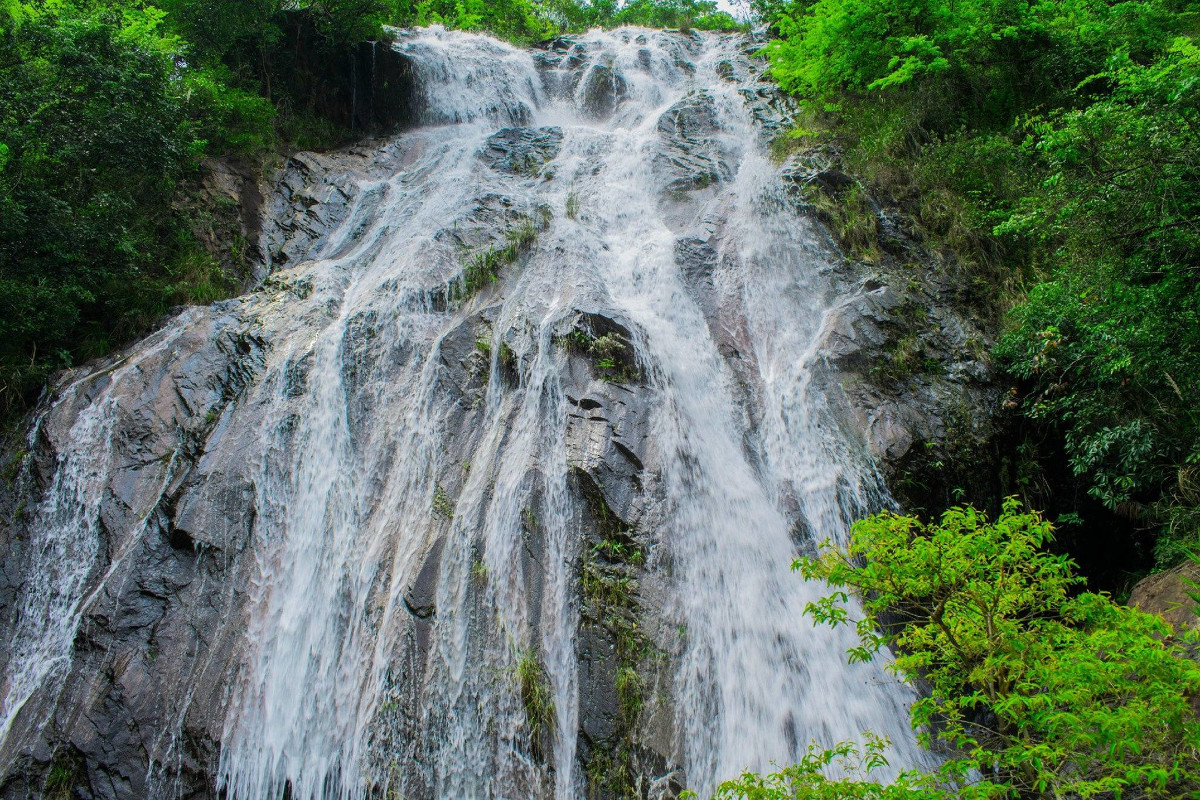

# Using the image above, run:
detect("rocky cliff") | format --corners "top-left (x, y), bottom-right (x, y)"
top-left (0, 26), bottom-right (992, 800)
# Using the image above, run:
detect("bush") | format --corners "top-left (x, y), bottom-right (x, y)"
top-left (728, 500), bottom-right (1200, 800)
top-left (994, 41), bottom-right (1200, 562)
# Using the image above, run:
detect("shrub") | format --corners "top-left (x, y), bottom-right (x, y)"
top-left (749, 500), bottom-right (1200, 800)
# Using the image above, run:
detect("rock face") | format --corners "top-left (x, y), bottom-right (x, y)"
top-left (191, 158), bottom-right (268, 289)
top-left (578, 63), bottom-right (629, 119)
top-left (0, 26), bottom-right (987, 800)
top-left (1130, 562), bottom-right (1200, 632)
top-left (775, 146), bottom-right (1002, 510)
top-left (350, 39), bottom-right (422, 132)
top-left (0, 309), bottom-right (266, 800)
top-left (480, 127), bottom-right (565, 174)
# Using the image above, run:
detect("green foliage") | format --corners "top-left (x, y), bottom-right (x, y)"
top-left (0, 1), bottom-right (201, 413)
top-left (453, 214), bottom-right (545, 302)
top-left (705, 735), bottom-right (946, 800)
top-left (994, 40), bottom-right (1200, 562)
top-left (431, 484), bottom-right (455, 519)
top-left (764, 0), bottom-right (1173, 119)
top-left (761, 0), bottom-right (1200, 566)
top-left (42, 750), bottom-right (83, 800)
top-left (540, 0), bottom-right (742, 33)
top-left (513, 648), bottom-right (555, 742)
top-left (559, 328), bottom-right (640, 383)
top-left (180, 67), bottom-right (276, 156)
top-left (615, 664), bottom-right (643, 724)
top-left (775, 501), bottom-right (1200, 800)
top-left (410, 0), bottom-right (557, 43)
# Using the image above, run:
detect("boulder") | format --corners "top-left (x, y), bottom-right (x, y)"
top-left (1130, 561), bottom-right (1200, 632)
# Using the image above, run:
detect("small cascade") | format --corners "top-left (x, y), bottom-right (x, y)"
top-left (0, 311), bottom-right (204, 756)
top-left (0, 25), bottom-right (936, 800)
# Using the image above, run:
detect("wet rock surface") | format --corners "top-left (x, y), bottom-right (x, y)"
top-left (0, 25), bottom-right (993, 800)
top-left (655, 91), bottom-right (732, 194)
top-left (0, 309), bottom-right (267, 800)
top-left (772, 145), bottom-right (1001, 506)
top-left (578, 63), bottom-right (629, 119)
top-left (480, 127), bottom-right (565, 175)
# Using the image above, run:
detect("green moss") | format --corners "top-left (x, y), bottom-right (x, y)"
top-left (43, 751), bottom-right (83, 800)
top-left (556, 328), bottom-right (639, 384)
top-left (585, 745), bottom-right (637, 800)
top-left (513, 648), bottom-right (555, 746)
top-left (452, 214), bottom-right (547, 303)
top-left (615, 665), bottom-right (644, 725)
top-left (2, 449), bottom-right (28, 487)
top-left (431, 485), bottom-right (455, 521)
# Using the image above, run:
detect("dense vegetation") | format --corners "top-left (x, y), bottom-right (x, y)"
top-left (0, 0), bottom-right (738, 420)
top-left (756, 0), bottom-right (1200, 575)
top-left (6, 2), bottom-right (1199, 793)
top-left (704, 503), bottom-right (1200, 799)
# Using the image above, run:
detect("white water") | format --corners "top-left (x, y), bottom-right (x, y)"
top-left (0, 26), bottom-right (931, 800)
top-left (0, 313), bottom-right (202, 750)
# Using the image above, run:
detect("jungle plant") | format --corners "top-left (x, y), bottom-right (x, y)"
top-left (431, 484), bottom-right (455, 520)
top-left (513, 648), bottom-right (555, 742)
top-left (748, 499), bottom-right (1200, 800)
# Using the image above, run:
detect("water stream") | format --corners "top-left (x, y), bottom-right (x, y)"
top-left (0, 25), bottom-right (931, 800)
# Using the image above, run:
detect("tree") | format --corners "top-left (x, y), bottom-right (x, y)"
top-left (0, 1), bottom-right (200, 413)
top-left (769, 500), bottom-right (1200, 799)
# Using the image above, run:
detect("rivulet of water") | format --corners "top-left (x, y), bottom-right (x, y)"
top-left (0, 25), bottom-right (933, 800)
top-left (0, 311), bottom-right (204, 752)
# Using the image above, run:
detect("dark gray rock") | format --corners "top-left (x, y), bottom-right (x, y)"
top-left (533, 38), bottom-right (589, 100)
top-left (655, 91), bottom-right (732, 195)
top-left (405, 537), bottom-right (445, 620)
top-left (0, 307), bottom-right (268, 800)
top-left (777, 146), bottom-right (1002, 489)
top-left (479, 127), bottom-right (564, 175)
top-left (350, 40), bottom-right (421, 133)
top-left (578, 63), bottom-right (628, 120)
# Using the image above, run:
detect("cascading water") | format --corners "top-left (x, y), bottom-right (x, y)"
top-left (0, 25), bottom-right (936, 800)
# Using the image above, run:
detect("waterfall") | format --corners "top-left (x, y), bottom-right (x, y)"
top-left (0, 25), bottom-right (933, 800)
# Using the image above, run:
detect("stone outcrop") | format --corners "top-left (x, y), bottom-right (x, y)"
top-left (1130, 561), bottom-right (1200, 632)
top-left (780, 145), bottom-right (1002, 510)
top-left (480, 127), bottom-right (565, 175)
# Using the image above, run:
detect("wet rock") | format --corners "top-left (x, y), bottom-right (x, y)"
top-left (533, 38), bottom-right (589, 99)
top-left (578, 625), bottom-right (621, 745)
top-left (405, 537), bottom-right (444, 620)
top-left (479, 127), bottom-right (564, 175)
top-left (261, 151), bottom-right (389, 271)
top-left (578, 63), bottom-right (628, 120)
top-left (655, 91), bottom-right (731, 194)
top-left (349, 40), bottom-right (421, 133)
